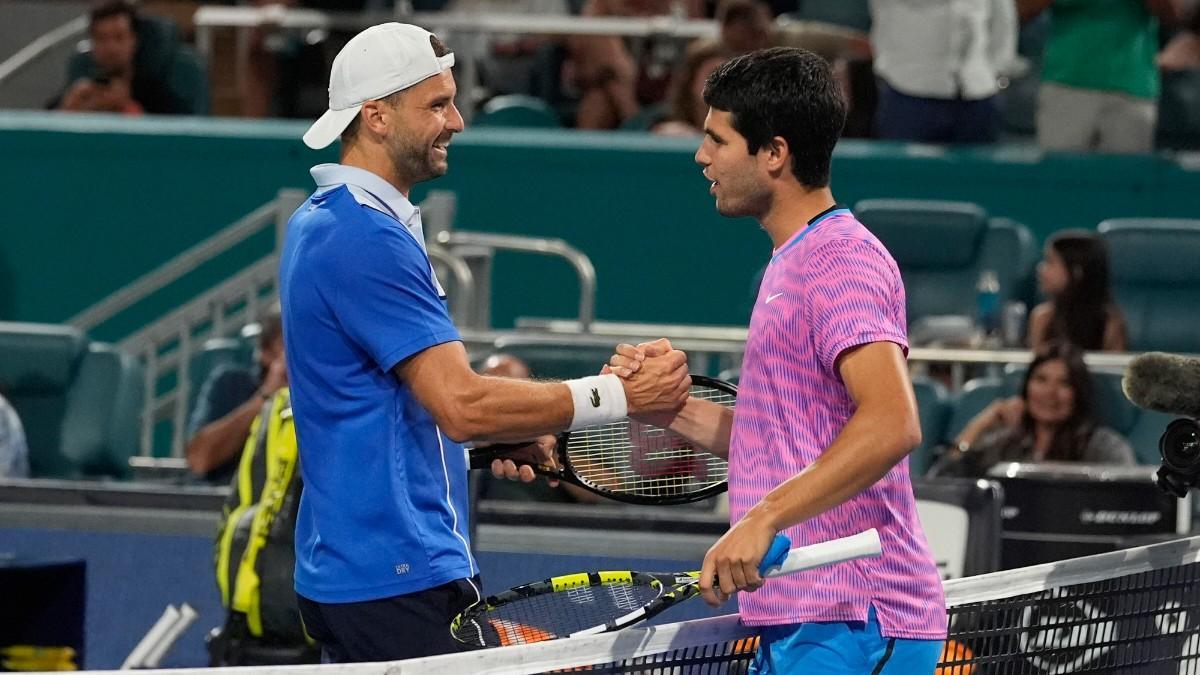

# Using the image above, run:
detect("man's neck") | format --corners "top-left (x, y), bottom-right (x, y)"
top-left (760, 184), bottom-right (837, 250)
top-left (340, 146), bottom-right (411, 198)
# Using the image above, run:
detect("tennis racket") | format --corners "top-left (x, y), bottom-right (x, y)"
top-left (469, 375), bottom-right (736, 505)
top-left (451, 529), bottom-right (882, 648)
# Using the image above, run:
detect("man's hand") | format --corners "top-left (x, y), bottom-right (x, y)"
top-left (604, 339), bottom-right (686, 426)
top-left (698, 512), bottom-right (777, 607)
top-left (619, 344), bottom-right (690, 415)
top-left (488, 435), bottom-right (560, 487)
top-left (261, 355), bottom-right (288, 396)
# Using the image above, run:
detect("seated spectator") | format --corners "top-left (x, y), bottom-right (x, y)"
top-left (652, 42), bottom-right (732, 135)
top-left (1028, 230), bottom-right (1128, 352)
top-left (186, 309), bottom-right (285, 484)
top-left (869, 0), bottom-right (1017, 143)
top-left (0, 391), bottom-right (29, 478)
top-left (930, 342), bottom-right (1135, 478)
top-left (567, 0), bottom-right (705, 129)
top-left (54, 0), bottom-right (208, 115)
top-left (444, 0), bottom-right (571, 101)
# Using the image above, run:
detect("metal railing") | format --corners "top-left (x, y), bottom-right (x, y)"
top-left (437, 231), bottom-right (598, 332)
top-left (0, 14), bottom-right (87, 89)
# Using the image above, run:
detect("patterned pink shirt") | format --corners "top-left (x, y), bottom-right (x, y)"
top-left (730, 207), bottom-right (947, 639)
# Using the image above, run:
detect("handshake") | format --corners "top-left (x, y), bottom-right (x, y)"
top-left (604, 338), bottom-right (691, 419)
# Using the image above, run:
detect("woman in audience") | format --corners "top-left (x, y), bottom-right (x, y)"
top-left (1027, 230), bottom-right (1128, 352)
top-left (652, 42), bottom-right (732, 136)
top-left (930, 341), bottom-right (1135, 478)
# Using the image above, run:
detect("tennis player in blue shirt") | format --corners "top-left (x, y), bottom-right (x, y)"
top-left (279, 22), bottom-right (691, 664)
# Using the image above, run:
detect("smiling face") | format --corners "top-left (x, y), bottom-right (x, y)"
top-left (1025, 358), bottom-right (1077, 426)
top-left (694, 108), bottom-right (772, 219)
top-left (384, 70), bottom-right (464, 186)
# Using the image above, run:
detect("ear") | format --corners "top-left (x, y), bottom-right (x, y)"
top-left (360, 100), bottom-right (390, 138)
top-left (761, 136), bottom-right (790, 174)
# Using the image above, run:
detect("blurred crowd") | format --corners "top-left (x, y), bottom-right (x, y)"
top-left (47, 0), bottom-right (1200, 152)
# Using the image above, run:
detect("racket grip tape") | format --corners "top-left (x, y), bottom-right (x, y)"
top-left (467, 442), bottom-right (539, 470)
top-left (757, 534), bottom-right (791, 575)
top-left (760, 529), bottom-right (882, 578)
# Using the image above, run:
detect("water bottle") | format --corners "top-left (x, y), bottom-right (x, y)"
top-left (975, 269), bottom-right (1001, 340)
top-left (1002, 300), bottom-right (1028, 348)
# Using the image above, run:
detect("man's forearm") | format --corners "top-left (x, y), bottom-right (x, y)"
top-left (185, 398), bottom-right (261, 474)
top-left (665, 397), bottom-right (735, 459)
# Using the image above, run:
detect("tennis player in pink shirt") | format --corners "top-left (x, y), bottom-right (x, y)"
top-left (608, 48), bottom-right (946, 673)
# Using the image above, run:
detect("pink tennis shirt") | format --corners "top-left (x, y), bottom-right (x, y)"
top-left (729, 206), bottom-right (947, 640)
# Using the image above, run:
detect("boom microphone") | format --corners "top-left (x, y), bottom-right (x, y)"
top-left (1122, 352), bottom-right (1200, 418)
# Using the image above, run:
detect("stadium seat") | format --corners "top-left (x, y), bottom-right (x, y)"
top-left (855, 200), bottom-right (1037, 327)
top-left (1097, 218), bottom-right (1200, 353)
top-left (0, 322), bottom-right (143, 478)
top-left (912, 377), bottom-right (951, 475)
top-left (473, 94), bottom-right (561, 128)
top-left (944, 377), bottom-right (1009, 442)
top-left (187, 336), bottom-right (255, 416)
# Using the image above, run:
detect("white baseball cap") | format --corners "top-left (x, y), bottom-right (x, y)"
top-left (303, 22), bottom-right (456, 150)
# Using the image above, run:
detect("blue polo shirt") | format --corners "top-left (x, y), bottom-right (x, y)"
top-left (279, 164), bottom-right (476, 603)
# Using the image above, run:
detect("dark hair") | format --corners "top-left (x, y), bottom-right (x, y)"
top-left (1045, 230), bottom-right (1114, 351)
top-left (702, 47), bottom-right (846, 188)
top-left (1017, 341), bottom-right (1098, 462)
top-left (340, 34), bottom-right (454, 147)
top-left (90, 0), bottom-right (137, 30)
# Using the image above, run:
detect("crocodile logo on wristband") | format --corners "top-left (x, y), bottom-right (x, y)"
top-left (590, 388), bottom-right (601, 407)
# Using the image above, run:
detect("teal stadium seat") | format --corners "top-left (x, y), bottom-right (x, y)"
top-left (788, 0), bottom-right (871, 32)
top-left (944, 377), bottom-right (1008, 442)
top-left (912, 377), bottom-right (951, 475)
top-left (187, 337), bottom-right (256, 416)
top-left (0, 322), bottom-right (143, 478)
top-left (855, 200), bottom-right (1037, 326)
top-left (473, 95), bottom-right (561, 128)
top-left (1097, 218), bottom-right (1200, 353)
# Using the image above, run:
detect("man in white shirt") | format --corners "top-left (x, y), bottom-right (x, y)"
top-left (869, 0), bottom-right (1017, 143)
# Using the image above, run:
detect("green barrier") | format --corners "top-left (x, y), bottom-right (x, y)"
top-left (2, 111), bottom-right (1197, 338)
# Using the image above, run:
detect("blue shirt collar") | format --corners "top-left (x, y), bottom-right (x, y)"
top-left (310, 163), bottom-right (419, 226)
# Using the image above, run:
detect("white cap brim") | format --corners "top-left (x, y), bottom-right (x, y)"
top-left (302, 105), bottom-right (363, 150)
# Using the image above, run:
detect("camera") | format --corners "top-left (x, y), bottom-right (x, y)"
top-left (1156, 418), bottom-right (1200, 498)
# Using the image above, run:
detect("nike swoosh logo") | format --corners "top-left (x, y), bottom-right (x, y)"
top-left (765, 292), bottom-right (784, 304)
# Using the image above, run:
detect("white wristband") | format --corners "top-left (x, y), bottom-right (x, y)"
top-left (564, 374), bottom-right (628, 430)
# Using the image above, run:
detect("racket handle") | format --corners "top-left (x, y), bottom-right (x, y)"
top-left (757, 534), bottom-right (792, 574)
top-left (467, 442), bottom-right (537, 470)
top-left (761, 529), bottom-right (882, 578)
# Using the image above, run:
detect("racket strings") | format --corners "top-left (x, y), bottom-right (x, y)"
top-left (565, 386), bottom-right (734, 497)
top-left (453, 581), bottom-right (663, 647)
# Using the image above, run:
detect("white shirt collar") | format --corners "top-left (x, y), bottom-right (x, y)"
top-left (310, 163), bottom-right (419, 226)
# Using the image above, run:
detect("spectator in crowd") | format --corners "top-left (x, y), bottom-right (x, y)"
top-left (1020, 0), bottom-right (1181, 153)
top-left (1027, 230), bottom-right (1128, 352)
top-left (567, 0), bottom-right (705, 129)
top-left (55, 0), bottom-right (208, 115)
top-left (930, 342), bottom-right (1135, 478)
top-left (652, 42), bottom-right (733, 135)
top-left (444, 0), bottom-right (571, 101)
top-left (0, 391), bottom-right (29, 478)
top-left (869, 0), bottom-right (1017, 143)
top-left (186, 309), bottom-right (286, 484)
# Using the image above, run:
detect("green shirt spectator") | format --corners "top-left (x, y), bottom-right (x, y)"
top-left (1042, 0), bottom-right (1161, 100)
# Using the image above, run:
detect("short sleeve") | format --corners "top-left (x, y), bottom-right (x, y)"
top-left (800, 239), bottom-right (910, 374)
top-left (332, 223), bottom-right (460, 373)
